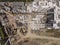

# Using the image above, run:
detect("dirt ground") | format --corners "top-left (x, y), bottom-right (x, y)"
top-left (31, 29), bottom-right (60, 38)
top-left (17, 38), bottom-right (60, 45)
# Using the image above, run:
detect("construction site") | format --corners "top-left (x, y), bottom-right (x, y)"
top-left (0, 0), bottom-right (60, 45)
